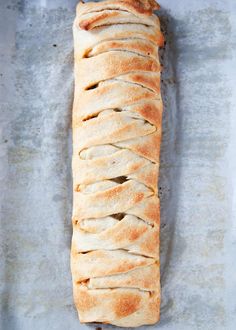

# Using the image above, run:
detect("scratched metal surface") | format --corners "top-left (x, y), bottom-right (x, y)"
top-left (0, 0), bottom-right (236, 329)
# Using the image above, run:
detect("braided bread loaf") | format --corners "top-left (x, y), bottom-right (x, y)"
top-left (71, 0), bottom-right (164, 327)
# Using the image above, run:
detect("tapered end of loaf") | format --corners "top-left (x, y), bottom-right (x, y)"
top-left (77, 0), bottom-right (161, 31)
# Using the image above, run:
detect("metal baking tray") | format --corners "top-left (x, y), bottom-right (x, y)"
top-left (1, 0), bottom-right (236, 329)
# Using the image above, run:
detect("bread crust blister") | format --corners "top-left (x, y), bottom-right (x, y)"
top-left (71, 0), bottom-right (164, 327)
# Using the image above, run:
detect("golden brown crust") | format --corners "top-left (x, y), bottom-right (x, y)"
top-left (86, 39), bottom-right (159, 59)
top-left (72, 0), bottom-right (163, 327)
top-left (71, 249), bottom-right (155, 281)
top-left (73, 286), bottom-right (160, 326)
top-left (75, 53), bottom-right (160, 91)
top-left (88, 264), bottom-right (160, 290)
top-left (114, 292), bottom-right (141, 318)
top-left (77, 0), bottom-right (160, 21)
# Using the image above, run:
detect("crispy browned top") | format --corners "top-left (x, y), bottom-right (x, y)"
top-left (78, 0), bottom-right (160, 18)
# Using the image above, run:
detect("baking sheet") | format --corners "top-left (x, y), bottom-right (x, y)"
top-left (1, 0), bottom-right (236, 329)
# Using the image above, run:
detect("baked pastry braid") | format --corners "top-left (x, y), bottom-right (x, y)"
top-left (71, 0), bottom-right (164, 327)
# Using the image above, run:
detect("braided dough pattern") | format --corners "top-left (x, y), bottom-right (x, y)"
top-left (71, 0), bottom-right (164, 327)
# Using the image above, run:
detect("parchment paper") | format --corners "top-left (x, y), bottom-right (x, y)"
top-left (1, 0), bottom-right (236, 329)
